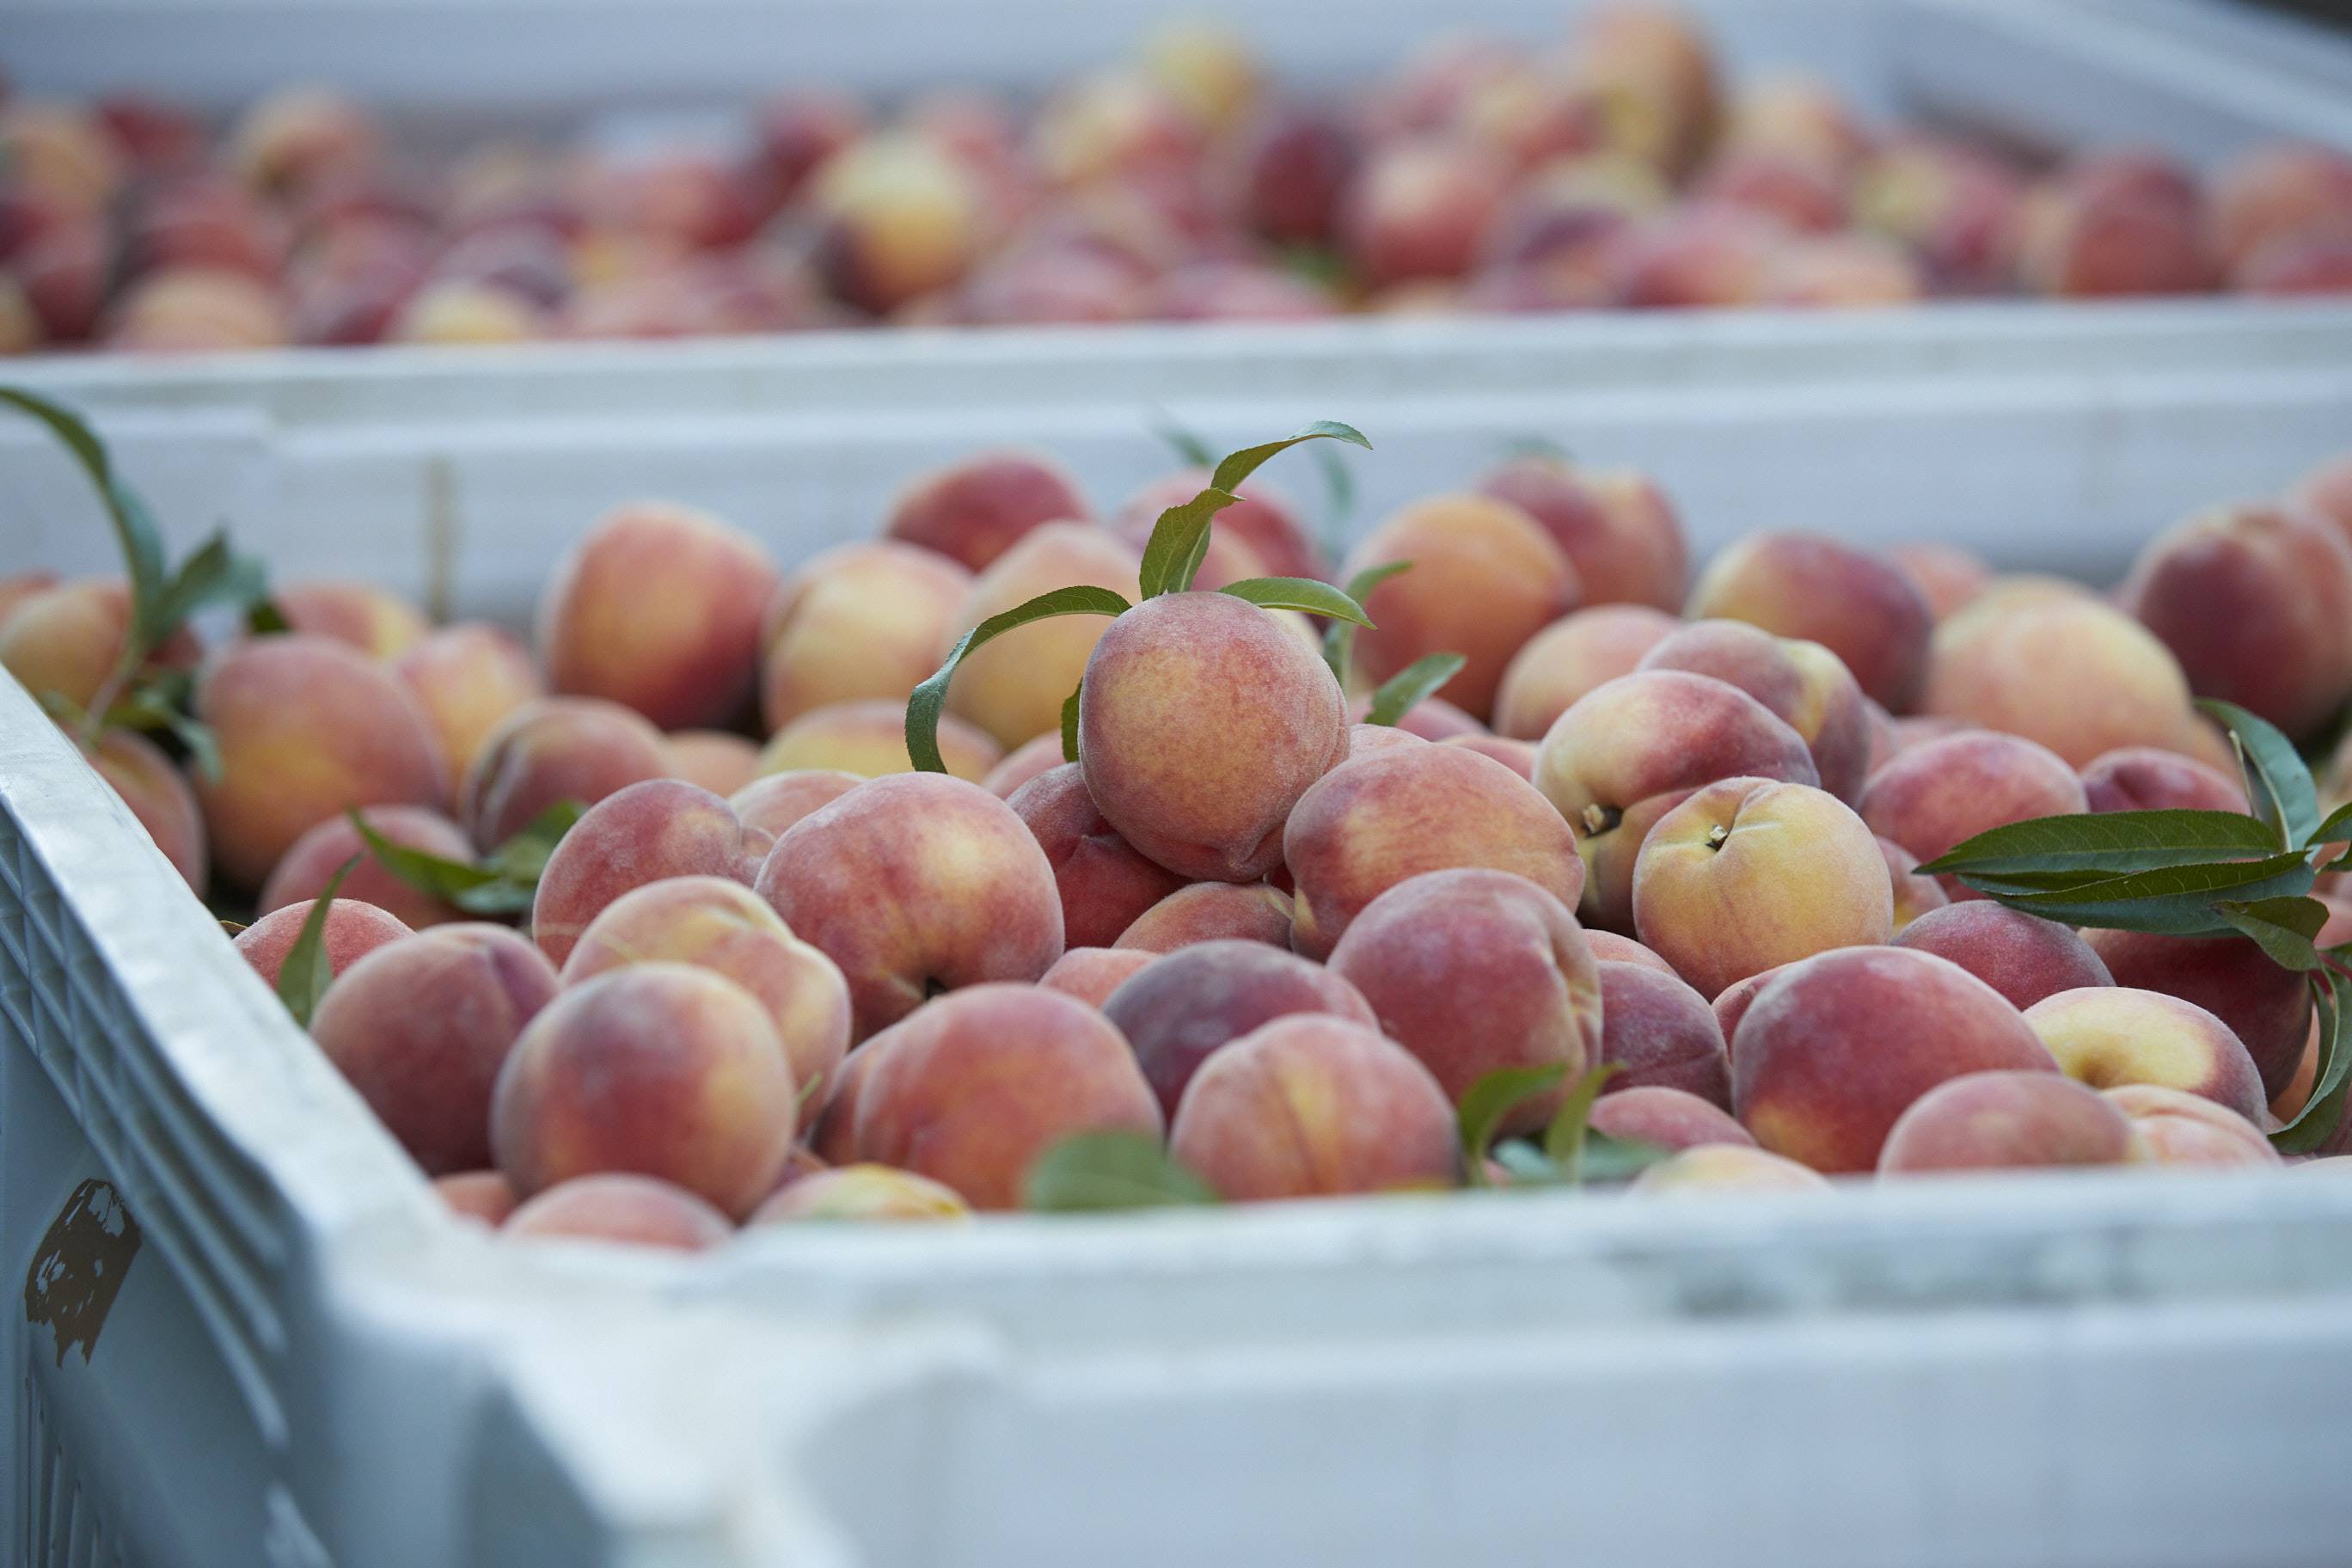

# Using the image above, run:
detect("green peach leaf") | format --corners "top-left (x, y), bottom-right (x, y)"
top-left (1457, 1063), bottom-right (1571, 1184)
top-left (1914, 809), bottom-right (2282, 879)
top-left (906, 585), bottom-right (1132, 771)
top-left (276, 856), bottom-right (359, 1027)
top-left (1060, 679), bottom-right (1082, 764)
top-left (2199, 698), bottom-right (2318, 850)
top-left (1320, 560), bottom-right (1412, 683)
top-left (2273, 969), bottom-right (2350, 1154)
top-left (1540, 1062), bottom-right (1621, 1176)
top-left (2213, 896), bottom-right (2331, 971)
top-left (0, 386), bottom-right (168, 633)
top-left (1023, 1131), bottom-right (1218, 1211)
top-left (1207, 420), bottom-right (1370, 497)
top-left (1219, 575), bottom-right (1373, 627)
top-left (1365, 652), bottom-right (1467, 727)
top-left (348, 808), bottom-right (501, 897)
top-left (480, 799), bottom-right (585, 884)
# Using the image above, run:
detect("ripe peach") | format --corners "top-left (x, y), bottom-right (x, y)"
top-left (756, 698), bottom-right (1001, 784)
top-left (1637, 621), bottom-right (1871, 801)
top-left (1603, 205), bottom-right (1780, 307)
top-left (1589, 1084), bottom-right (1753, 1151)
top-left (1879, 836), bottom-right (1948, 931)
top-left (1474, 456), bottom-right (1688, 612)
top-left (1628, 1144), bottom-right (1830, 1194)
top-left (538, 501), bottom-right (780, 730)
top-left (809, 132), bottom-right (986, 315)
top-left (1888, 542), bottom-right (1991, 622)
top-left (195, 634), bottom-right (450, 888)
top-left (393, 623), bottom-right (548, 796)
top-left (1732, 946), bottom-right (2058, 1173)
top-left (1230, 102), bottom-right (1361, 246)
top-left (1692, 148), bottom-right (1847, 233)
top-left (854, 983), bottom-right (1161, 1210)
top-left (2210, 143), bottom-right (2352, 274)
top-left (530, 780), bottom-right (747, 967)
top-left (1685, 531), bottom-right (1933, 711)
top-left (1153, 261), bottom-right (1343, 322)
top-left (748, 1164), bottom-right (970, 1224)
top-left (1595, 959), bottom-right (1730, 1107)
top-left (1, 579), bottom-right (162, 714)
top-left (2079, 745), bottom-right (2248, 815)
top-left (881, 450), bottom-right (1088, 573)
top-left (665, 732), bottom-right (759, 798)
top-left (2290, 454), bottom-right (2352, 548)
top-left (1351, 694), bottom-right (1484, 742)
top-left (460, 695), bottom-right (671, 853)
top-left (1029, 69), bottom-right (1200, 188)
top-left (1345, 722), bottom-right (1426, 760)
top-left (2017, 150), bottom-right (2214, 297)
top-left (388, 280), bottom-right (543, 344)
top-left (982, 733), bottom-right (1068, 799)
top-left (259, 805), bottom-right (474, 929)
top-left (270, 580), bottom-right (427, 658)
top-left (503, 1173), bottom-right (733, 1251)
top-left (1535, 671), bottom-right (1818, 932)
top-left (1342, 493), bottom-right (1580, 721)
top-left (310, 923), bottom-right (559, 1174)
top-left (104, 266), bottom-right (291, 352)
top-left (1877, 1070), bottom-right (2141, 1174)
top-left (1633, 778), bottom-right (1892, 999)
top-left (0, 573), bottom-right (60, 628)
top-left (2024, 986), bottom-right (2266, 1124)
top-left (1492, 605), bottom-right (1680, 741)
top-left (1440, 733), bottom-right (1539, 780)
top-left (1570, 7), bottom-right (1722, 177)
top-left (1720, 76), bottom-right (1868, 175)
top-left (1106, 939), bottom-right (1377, 1118)
top-left (1170, 1015), bottom-right (1458, 1200)
top-left (1039, 946), bottom-right (1157, 1008)
top-left (1852, 138), bottom-right (2021, 295)
top-left (730, 769), bottom-right (862, 843)
top-left (1341, 136), bottom-right (1512, 289)
top-left (1892, 903), bottom-right (2112, 1011)
top-left (2081, 930), bottom-right (2312, 1102)
top-left (1475, 153), bottom-right (1663, 308)
top-left (0, 102), bottom-right (127, 211)
top-left (85, 729), bottom-right (206, 897)
top-left (228, 86), bottom-right (377, 199)
top-left (1114, 881), bottom-right (1295, 953)
top-left (1858, 731), bottom-right (2087, 891)
top-left (942, 523), bottom-right (1141, 750)
top-left (759, 542), bottom-right (972, 731)
top-left (1287, 743), bottom-right (1583, 959)
top-left (1578, 930), bottom-right (1668, 973)
top-left (233, 898), bottom-right (414, 988)
top-left (435, 1170), bottom-right (518, 1227)
top-left (1009, 763), bottom-right (1189, 947)
top-left (756, 773), bottom-right (1063, 1038)
top-left (1761, 233), bottom-right (1927, 308)
top-left (2101, 1084), bottom-right (2281, 1170)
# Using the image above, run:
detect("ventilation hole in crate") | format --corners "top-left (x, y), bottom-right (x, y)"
top-left (21, 1370), bottom-right (133, 1568)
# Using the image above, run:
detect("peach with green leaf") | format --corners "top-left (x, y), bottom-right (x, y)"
top-left (260, 804), bottom-right (475, 929)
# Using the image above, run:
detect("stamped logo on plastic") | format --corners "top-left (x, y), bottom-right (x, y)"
top-left (23, 1179), bottom-right (142, 1366)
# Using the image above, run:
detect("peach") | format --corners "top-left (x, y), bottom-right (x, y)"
top-left (2210, 144), bottom-right (2352, 274)
top-left (809, 1042), bottom-right (879, 1167)
top-left (393, 623), bottom-right (548, 796)
top-left (2101, 1084), bottom-right (2281, 1170)
top-left (1571, 6), bottom-right (1721, 176)
top-left (1879, 836), bottom-right (1948, 931)
top-left (1589, 1084), bottom-right (1753, 1151)
top-left (955, 242), bottom-right (1152, 327)
top-left (389, 280), bottom-right (543, 344)
top-left (435, 1170), bottom-right (518, 1227)
top-left (748, 1164), bottom-right (970, 1224)
top-left (1231, 102), bottom-right (1361, 247)
top-left (493, 962), bottom-right (794, 1216)
top-left (1474, 456), bottom-right (1688, 612)
top-left (259, 804), bottom-right (475, 929)
top-left (756, 772), bottom-right (1063, 1038)
top-left (730, 769), bottom-right (862, 842)
top-left (104, 266), bottom-right (290, 352)
top-left (0, 573), bottom-right (61, 628)
top-left (977, 730), bottom-right (1075, 799)
top-left (1352, 694), bottom-right (1484, 742)
top-left (85, 729), bottom-right (206, 897)
top-left (1709, 959), bottom-right (1800, 1048)
top-left (1110, 470), bottom-right (1326, 585)
top-left (1692, 148), bottom-right (1847, 232)
top-left (530, 780), bottom-right (747, 967)
top-left (1009, 763), bottom-right (1189, 947)
top-left (1535, 671), bottom-right (1818, 932)
top-left (1029, 70), bottom-right (1200, 189)
top-left (460, 695), bottom-right (671, 853)
top-left (1632, 778), bottom-right (1891, 1000)
top-left (1143, 18), bottom-right (1261, 132)
top-left (1170, 1015), bottom-right (1459, 1200)
top-left (809, 132), bottom-right (985, 315)
top-left (2023, 986), bottom-right (2266, 1124)
top-left (1114, 881), bottom-right (1295, 953)
top-left (1039, 946), bottom-right (1157, 1008)
top-left (1628, 1144), bottom-right (1830, 1194)
top-left (194, 634), bottom-right (450, 888)
top-left (1491, 604), bottom-right (1680, 740)
top-left (759, 542), bottom-right (973, 731)
top-left (1603, 206), bottom-right (1779, 308)
top-left (309, 923), bottom-right (560, 1174)
top-left (881, 450), bottom-right (1088, 573)
top-left (1475, 153), bottom-right (1663, 307)
top-left (1287, 743), bottom-right (1584, 960)
top-left (2119, 503), bottom-right (2352, 740)
top-left (1877, 1070), bottom-right (2141, 1174)
top-left (1441, 733), bottom-right (1539, 780)
top-left (1732, 946), bottom-right (2058, 1173)
top-left (1720, 76), bottom-right (1868, 174)
top-left (503, 1173), bottom-right (733, 1251)
top-left (1889, 542), bottom-right (1991, 622)
top-left (0, 102), bottom-right (127, 211)
top-left (2017, 156), bottom-right (2214, 298)
top-left (1594, 959), bottom-right (1730, 1107)
top-left (1345, 722), bottom-right (1426, 760)
top-left (0, 579), bottom-right (159, 714)
top-left (1106, 939), bottom-right (1377, 1118)
top-left (1636, 621), bottom-right (1871, 800)
top-left (2290, 454), bottom-right (2352, 548)
top-left (1579, 930), bottom-right (1669, 974)
top-left (1760, 234), bottom-right (1927, 308)
top-left (2081, 930), bottom-right (2312, 1102)
top-left (233, 899), bottom-right (414, 989)
top-left (273, 580), bottom-right (429, 658)
top-left (665, 732), bottom-right (759, 798)
top-left (1685, 531), bottom-right (1933, 711)
top-left (941, 523), bottom-right (1141, 750)
top-left (1342, 493), bottom-right (1581, 721)
top-left (1892, 903), bottom-right (2112, 1011)
top-left (1853, 138), bottom-right (2022, 295)
top-left (756, 698), bottom-right (1001, 784)
top-left (1858, 731), bottom-right (2087, 890)
top-left (538, 501), bottom-right (780, 730)
top-left (854, 983), bottom-right (1161, 1210)
top-left (2079, 745), bottom-right (2248, 815)
top-left (1079, 591), bottom-right (1347, 883)
top-left (227, 86), bottom-right (377, 199)
top-left (560, 875), bottom-right (850, 1131)
top-left (1341, 136), bottom-right (1512, 289)
top-left (14, 217), bottom-right (111, 344)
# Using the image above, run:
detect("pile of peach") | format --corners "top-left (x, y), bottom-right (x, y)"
top-left (6, 5), bottom-right (2351, 356)
top-left (11, 431), bottom-right (2352, 1249)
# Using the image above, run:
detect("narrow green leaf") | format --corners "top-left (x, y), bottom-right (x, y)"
top-left (480, 799), bottom-right (585, 883)
top-left (1540, 1063), bottom-right (1621, 1178)
top-left (1154, 417), bottom-right (1216, 469)
top-left (1320, 560), bottom-right (1412, 683)
top-left (1457, 1063), bottom-right (1571, 1185)
top-left (1311, 443), bottom-right (1356, 567)
top-left (162, 712), bottom-right (223, 784)
top-left (2213, 896), bottom-right (2331, 971)
top-left (146, 529), bottom-right (272, 641)
top-left (1060, 679), bottom-right (1081, 764)
top-left (1219, 575), bottom-right (1374, 627)
top-left (2310, 799), bottom-right (2352, 849)
top-left (1022, 1130), bottom-right (1218, 1211)
top-left (2272, 970), bottom-right (2349, 1154)
top-left (906, 585), bottom-right (1131, 771)
top-left (1207, 420), bottom-right (1371, 496)
top-left (246, 599), bottom-right (291, 634)
top-left (0, 387), bottom-right (168, 631)
top-left (2200, 698), bottom-right (2318, 850)
top-left (1981, 852), bottom-right (2318, 934)
top-left (217, 918), bottom-right (248, 937)
top-left (348, 808), bottom-right (502, 897)
top-left (1577, 1131), bottom-right (1675, 1185)
top-left (1366, 652), bottom-right (1467, 726)
top-left (276, 856), bottom-right (359, 1027)
top-left (1137, 487), bottom-right (1240, 599)
top-left (1914, 809), bottom-right (2282, 879)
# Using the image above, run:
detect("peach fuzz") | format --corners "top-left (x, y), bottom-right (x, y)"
top-left (942, 522), bottom-right (1141, 750)
top-left (1080, 591), bottom-right (1347, 883)
top-left (982, 734), bottom-right (1067, 799)
top-left (881, 449), bottom-right (1087, 573)
top-left (854, 983), bottom-right (1161, 1210)
top-left (1342, 492), bottom-right (1580, 721)
top-left (1286, 743), bottom-right (1583, 960)
top-left (392, 623), bottom-right (547, 796)
top-left (1535, 670), bottom-right (1817, 933)
top-left (748, 1164), bottom-right (971, 1224)
top-left (1111, 469), bottom-right (1326, 586)
top-left (85, 729), bottom-right (206, 897)
top-left (1632, 778), bottom-right (1891, 1001)
top-left (1583, 930), bottom-right (1675, 974)
top-left (809, 1043), bottom-right (879, 1167)
top-left (530, 779), bottom-right (748, 966)
top-left (1858, 731), bottom-right (2087, 891)
top-left (1345, 722), bottom-right (1426, 761)
top-left (1009, 763), bottom-right (1188, 947)
top-left (1888, 542), bottom-right (1990, 622)
top-left (1341, 135), bottom-right (1512, 290)
top-left (273, 579), bottom-right (429, 658)
top-left (663, 731), bottom-right (759, 798)
top-left (234, 899), bottom-right (414, 988)
top-left (759, 541), bottom-right (973, 731)
top-left (459, 695), bottom-right (671, 853)
top-left (2079, 745), bottom-right (2248, 815)
top-left (1114, 881), bottom-right (1295, 953)
top-left (1732, 946), bottom-right (2058, 1173)
top-left (1441, 733), bottom-right (1540, 780)
top-left (1350, 694), bottom-right (1485, 742)
top-left (2083, 930), bottom-right (2312, 1102)
top-left (1685, 531), bottom-right (1933, 712)
top-left (1474, 456), bottom-right (1688, 611)
top-left (1039, 946), bottom-right (1156, 1008)
top-left (1106, 939), bottom-right (1377, 1119)
top-left (1595, 960), bottom-right (1730, 1108)
top-left (1877, 1070), bottom-right (2141, 1175)
top-left (435, 1171), bottom-right (518, 1227)
top-left (493, 963), bottom-right (796, 1217)
top-left (2023, 987), bottom-right (2267, 1124)
top-left (1636, 620), bottom-right (1871, 801)
top-left (560, 875), bottom-right (852, 1130)
top-left (1892, 903), bottom-right (2111, 1011)
top-left (1588, 1085), bottom-right (1753, 1151)
top-left (756, 698), bottom-right (1001, 784)
top-left (809, 132), bottom-right (986, 315)
top-left (1709, 959), bottom-right (1804, 1048)
top-left (756, 772), bottom-right (1064, 1039)
top-left (2121, 502), bottom-right (2352, 741)
top-left (193, 634), bottom-right (450, 889)
top-left (310, 923), bottom-right (560, 1174)
top-left (2100, 1085), bottom-right (2281, 1170)
top-left (502, 1174), bottom-right (734, 1252)
top-left (1491, 604), bottom-right (1680, 741)
top-left (1628, 1145), bottom-right (1830, 1194)
top-left (260, 805), bottom-right (475, 929)
top-left (730, 769), bottom-right (863, 843)
top-left (1170, 1015), bottom-right (1459, 1201)
top-left (1923, 585), bottom-right (2201, 766)
top-left (1879, 836), bottom-right (1948, 931)
top-left (0, 579), bottom-right (184, 714)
